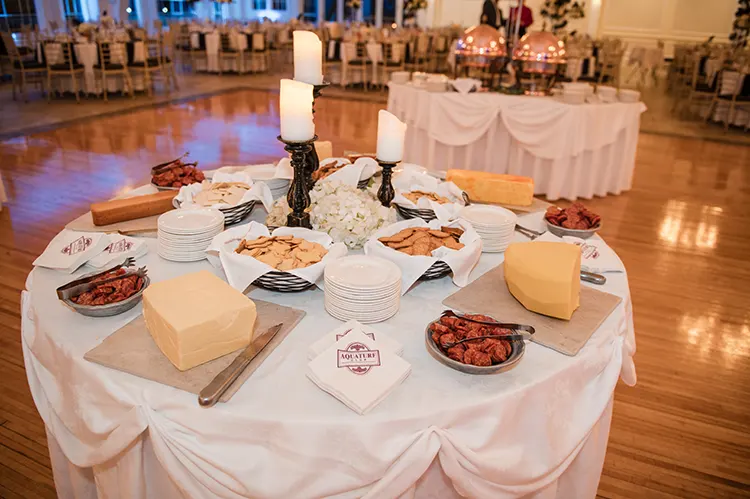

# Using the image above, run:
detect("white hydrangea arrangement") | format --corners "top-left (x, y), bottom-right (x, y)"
top-left (266, 180), bottom-right (395, 249)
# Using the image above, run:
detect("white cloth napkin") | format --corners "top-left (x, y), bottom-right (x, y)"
top-left (364, 218), bottom-right (482, 294)
top-left (175, 172), bottom-right (274, 212)
top-left (392, 172), bottom-right (465, 221)
top-left (307, 328), bottom-right (411, 415)
top-left (86, 236), bottom-right (148, 269)
top-left (33, 230), bottom-right (111, 273)
top-left (206, 221), bottom-right (348, 292)
top-left (308, 320), bottom-right (404, 360)
top-left (451, 78), bottom-right (481, 94)
top-left (277, 157), bottom-right (378, 188)
top-left (535, 232), bottom-right (624, 273)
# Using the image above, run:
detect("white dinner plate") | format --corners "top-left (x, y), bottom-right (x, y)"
top-left (460, 205), bottom-right (517, 226)
top-left (158, 208), bottom-right (224, 234)
top-left (325, 256), bottom-right (402, 290)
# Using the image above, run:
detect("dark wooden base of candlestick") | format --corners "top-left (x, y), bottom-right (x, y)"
top-left (278, 135), bottom-right (317, 229)
top-left (377, 160), bottom-right (399, 207)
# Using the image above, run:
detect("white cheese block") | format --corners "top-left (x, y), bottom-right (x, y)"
top-left (143, 270), bottom-right (258, 371)
top-left (504, 241), bottom-right (581, 320)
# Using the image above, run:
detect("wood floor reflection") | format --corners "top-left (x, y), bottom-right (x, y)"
top-left (1, 89), bottom-right (749, 499)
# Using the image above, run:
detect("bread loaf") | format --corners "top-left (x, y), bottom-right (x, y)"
top-left (91, 191), bottom-right (176, 226)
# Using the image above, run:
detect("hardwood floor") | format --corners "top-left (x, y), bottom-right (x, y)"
top-left (1, 88), bottom-right (749, 498)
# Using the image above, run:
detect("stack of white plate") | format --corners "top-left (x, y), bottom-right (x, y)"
top-left (245, 164), bottom-right (290, 200)
top-left (324, 255), bottom-right (402, 324)
top-left (157, 208), bottom-right (224, 262)
top-left (460, 204), bottom-right (517, 253)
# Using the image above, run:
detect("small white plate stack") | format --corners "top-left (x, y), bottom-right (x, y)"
top-left (158, 208), bottom-right (225, 262)
top-left (460, 204), bottom-right (517, 253)
top-left (245, 164), bottom-right (290, 200)
top-left (324, 255), bottom-right (402, 324)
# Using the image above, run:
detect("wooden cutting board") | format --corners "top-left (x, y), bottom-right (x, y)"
top-left (84, 300), bottom-right (306, 402)
top-left (499, 196), bottom-right (553, 214)
top-left (66, 210), bottom-right (164, 235)
top-left (442, 266), bottom-right (622, 356)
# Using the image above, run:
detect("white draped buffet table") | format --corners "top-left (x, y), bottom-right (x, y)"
top-left (388, 83), bottom-right (647, 201)
top-left (22, 209), bottom-right (636, 499)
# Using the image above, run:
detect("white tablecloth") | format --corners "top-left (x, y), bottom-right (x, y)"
top-left (22, 209), bottom-right (636, 499)
top-left (388, 83), bottom-right (647, 201)
top-left (44, 41), bottom-right (146, 94)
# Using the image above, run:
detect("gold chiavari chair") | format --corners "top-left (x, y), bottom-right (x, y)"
top-left (249, 32), bottom-right (269, 73)
top-left (375, 42), bottom-right (405, 88)
top-left (95, 41), bottom-right (135, 101)
top-left (128, 37), bottom-right (166, 96)
top-left (46, 40), bottom-right (84, 102)
top-left (704, 65), bottom-right (750, 130)
top-left (218, 32), bottom-right (242, 75)
top-left (341, 41), bottom-right (370, 88)
top-left (404, 33), bottom-right (430, 72)
top-left (175, 24), bottom-right (191, 71)
top-left (1, 31), bottom-right (47, 102)
top-left (160, 30), bottom-right (179, 88)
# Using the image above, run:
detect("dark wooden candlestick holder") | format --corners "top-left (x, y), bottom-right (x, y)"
top-left (304, 81), bottom-right (331, 190)
top-left (278, 135), bottom-right (317, 228)
top-left (376, 159), bottom-right (399, 207)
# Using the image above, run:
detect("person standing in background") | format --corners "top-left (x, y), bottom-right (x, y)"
top-left (481, 0), bottom-right (505, 30)
top-left (508, 2), bottom-right (534, 37)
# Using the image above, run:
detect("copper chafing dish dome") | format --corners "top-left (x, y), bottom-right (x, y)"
top-left (512, 31), bottom-right (566, 74)
top-left (456, 24), bottom-right (507, 58)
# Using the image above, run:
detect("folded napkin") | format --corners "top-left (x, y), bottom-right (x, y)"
top-left (175, 172), bottom-right (273, 212)
top-left (277, 157), bottom-right (378, 188)
top-left (33, 230), bottom-right (111, 273)
top-left (206, 221), bottom-right (348, 292)
top-left (451, 78), bottom-right (482, 94)
top-left (536, 232), bottom-right (624, 273)
top-left (364, 218), bottom-right (482, 294)
top-left (86, 235), bottom-right (148, 269)
top-left (308, 320), bottom-right (404, 361)
top-left (307, 328), bottom-right (411, 415)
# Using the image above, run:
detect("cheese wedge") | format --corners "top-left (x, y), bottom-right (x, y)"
top-left (446, 170), bottom-right (534, 206)
top-left (504, 241), bottom-right (581, 320)
top-left (143, 271), bottom-right (258, 371)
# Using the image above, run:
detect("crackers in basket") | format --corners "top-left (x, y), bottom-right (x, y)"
top-left (194, 182), bottom-right (250, 207)
top-left (235, 236), bottom-right (328, 271)
top-left (378, 227), bottom-right (465, 256)
top-left (403, 190), bottom-right (451, 205)
top-left (312, 160), bottom-right (348, 181)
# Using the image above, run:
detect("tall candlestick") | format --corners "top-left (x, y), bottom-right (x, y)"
top-left (280, 79), bottom-right (315, 142)
top-left (293, 31), bottom-right (323, 85)
top-left (376, 110), bottom-right (407, 163)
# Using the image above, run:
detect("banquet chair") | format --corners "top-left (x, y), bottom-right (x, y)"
top-left (218, 33), bottom-right (243, 74)
top-left (676, 51), bottom-right (722, 118)
top-left (341, 42), bottom-right (370, 89)
top-left (159, 31), bottom-right (179, 88)
top-left (1, 32), bottom-right (47, 102)
top-left (431, 35), bottom-right (449, 73)
top-left (128, 37), bottom-right (168, 96)
top-left (175, 24), bottom-right (192, 72)
top-left (95, 41), bottom-right (135, 101)
top-left (249, 33), bottom-right (269, 73)
top-left (190, 33), bottom-right (208, 72)
top-left (404, 33), bottom-right (430, 72)
top-left (375, 42), bottom-right (405, 88)
top-left (704, 67), bottom-right (750, 130)
top-left (45, 40), bottom-right (84, 102)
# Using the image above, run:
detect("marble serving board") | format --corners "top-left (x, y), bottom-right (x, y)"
top-left (84, 299), bottom-right (306, 403)
top-left (442, 266), bottom-right (622, 356)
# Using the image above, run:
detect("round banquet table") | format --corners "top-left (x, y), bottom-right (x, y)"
top-left (22, 209), bottom-right (636, 499)
top-left (387, 83), bottom-right (648, 201)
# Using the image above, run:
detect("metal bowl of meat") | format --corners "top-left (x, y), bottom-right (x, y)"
top-left (151, 155), bottom-right (205, 191)
top-left (425, 314), bottom-right (525, 375)
top-left (544, 203), bottom-right (601, 240)
top-left (62, 268), bottom-right (150, 317)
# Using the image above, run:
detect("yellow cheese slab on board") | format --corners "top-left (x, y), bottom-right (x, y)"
top-left (446, 170), bottom-right (534, 206)
top-left (503, 241), bottom-right (581, 320)
top-left (143, 271), bottom-right (258, 371)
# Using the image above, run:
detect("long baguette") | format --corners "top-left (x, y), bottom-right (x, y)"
top-left (91, 191), bottom-right (176, 226)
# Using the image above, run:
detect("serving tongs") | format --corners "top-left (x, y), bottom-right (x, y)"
top-left (56, 258), bottom-right (147, 301)
top-left (150, 152), bottom-right (197, 175)
top-left (439, 310), bottom-right (536, 346)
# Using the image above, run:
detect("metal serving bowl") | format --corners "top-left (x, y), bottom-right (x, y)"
top-left (545, 220), bottom-right (601, 240)
top-left (63, 275), bottom-right (150, 318)
top-left (424, 318), bottom-right (525, 375)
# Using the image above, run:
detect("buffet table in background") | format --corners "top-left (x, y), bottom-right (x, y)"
top-left (22, 206), bottom-right (636, 499)
top-left (388, 83), bottom-right (647, 201)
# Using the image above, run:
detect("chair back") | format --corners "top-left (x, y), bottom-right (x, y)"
top-left (384, 42), bottom-right (404, 64)
top-left (98, 41), bottom-right (126, 68)
top-left (1, 32), bottom-right (21, 62)
top-left (252, 32), bottom-right (265, 52)
top-left (47, 41), bottom-right (78, 71)
top-left (160, 31), bottom-right (175, 63)
top-left (416, 33), bottom-right (429, 56)
top-left (220, 33), bottom-right (233, 53)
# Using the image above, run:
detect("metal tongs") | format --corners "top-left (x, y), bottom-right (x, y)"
top-left (439, 310), bottom-right (535, 348)
top-left (150, 152), bottom-right (196, 175)
top-left (56, 258), bottom-right (146, 300)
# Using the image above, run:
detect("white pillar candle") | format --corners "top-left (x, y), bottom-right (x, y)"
top-left (293, 31), bottom-right (323, 85)
top-left (376, 110), bottom-right (407, 163)
top-left (280, 79), bottom-right (315, 142)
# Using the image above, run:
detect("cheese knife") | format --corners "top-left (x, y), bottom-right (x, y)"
top-left (198, 323), bottom-right (283, 408)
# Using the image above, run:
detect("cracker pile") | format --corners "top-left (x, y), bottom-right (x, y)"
top-left (403, 190), bottom-right (451, 205)
top-left (378, 227), bottom-right (465, 256)
top-left (312, 160), bottom-right (348, 181)
top-left (235, 236), bottom-right (328, 271)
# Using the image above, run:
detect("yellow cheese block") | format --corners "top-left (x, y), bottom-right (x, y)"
top-left (446, 170), bottom-right (534, 206)
top-left (504, 241), bottom-right (581, 320)
top-left (143, 271), bottom-right (258, 371)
